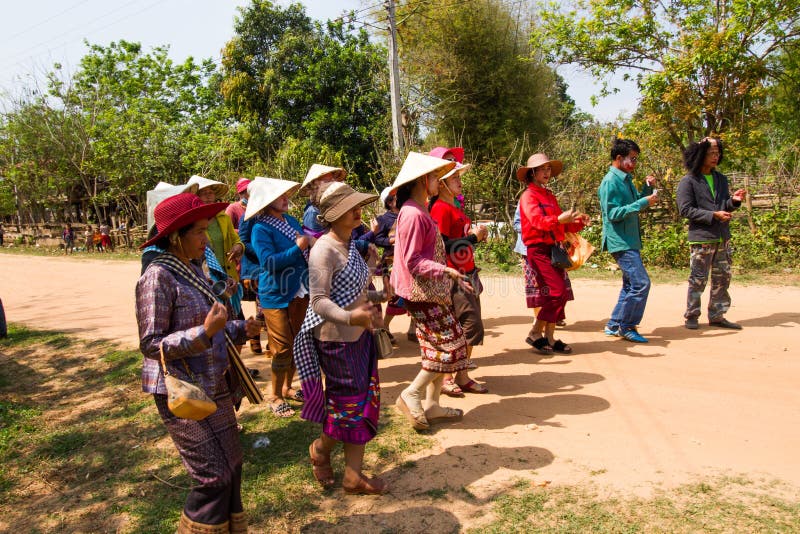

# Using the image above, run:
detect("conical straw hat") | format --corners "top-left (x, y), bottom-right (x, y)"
top-left (244, 177), bottom-right (301, 221)
top-left (389, 152), bottom-right (456, 192)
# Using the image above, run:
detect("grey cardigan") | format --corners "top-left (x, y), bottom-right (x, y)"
top-left (676, 169), bottom-right (741, 242)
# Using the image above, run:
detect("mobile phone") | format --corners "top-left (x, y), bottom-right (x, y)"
top-left (652, 188), bottom-right (659, 195)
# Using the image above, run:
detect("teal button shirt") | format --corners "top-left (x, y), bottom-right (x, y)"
top-left (598, 166), bottom-right (653, 253)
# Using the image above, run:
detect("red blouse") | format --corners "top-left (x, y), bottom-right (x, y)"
top-left (520, 183), bottom-right (585, 245)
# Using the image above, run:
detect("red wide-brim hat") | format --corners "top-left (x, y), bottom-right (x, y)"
top-left (140, 193), bottom-right (228, 249)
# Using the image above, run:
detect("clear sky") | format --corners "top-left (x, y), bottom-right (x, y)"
top-left (0, 0), bottom-right (638, 122)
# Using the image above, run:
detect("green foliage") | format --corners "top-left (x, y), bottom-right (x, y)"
top-left (534, 0), bottom-right (800, 161)
top-left (397, 0), bottom-right (563, 155)
top-left (220, 1), bottom-right (390, 188)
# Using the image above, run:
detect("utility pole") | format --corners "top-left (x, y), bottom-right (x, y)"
top-left (386, 0), bottom-right (404, 155)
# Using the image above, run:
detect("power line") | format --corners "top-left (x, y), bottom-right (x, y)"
top-left (0, 0), bottom-right (153, 70)
top-left (0, 0), bottom-right (93, 47)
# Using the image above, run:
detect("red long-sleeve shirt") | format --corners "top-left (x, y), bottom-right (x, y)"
top-left (520, 183), bottom-right (585, 245)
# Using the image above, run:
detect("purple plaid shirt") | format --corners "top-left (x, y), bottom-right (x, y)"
top-left (136, 262), bottom-right (246, 397)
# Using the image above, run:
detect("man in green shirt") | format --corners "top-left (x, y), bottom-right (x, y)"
top-left (598, 139), bottom-right (659, 343)
top-left (676, 137), bottom-right (746, 330)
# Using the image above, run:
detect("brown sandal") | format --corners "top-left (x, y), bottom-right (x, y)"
top-left (395, 395), bottom-right (429, 430)
top-left (309, 440), bottom-right (335, 489)
top-left (343, 475), bottom-right (389, 495)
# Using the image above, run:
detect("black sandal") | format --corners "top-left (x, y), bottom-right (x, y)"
top-left (528, 336), bottom-right (554, 355)
top-left (552, 340), bottom-right (573, 354)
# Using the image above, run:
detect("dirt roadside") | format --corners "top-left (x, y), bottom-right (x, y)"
top-left (1, 253), bottom-right (798, 500)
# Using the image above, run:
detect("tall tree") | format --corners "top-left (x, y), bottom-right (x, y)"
top-left (396, 0), bottom-right (562, 156)
top-left (534, 0), bottom-right (800, 157)
top-left (219, 0), bottom-right (390, 186)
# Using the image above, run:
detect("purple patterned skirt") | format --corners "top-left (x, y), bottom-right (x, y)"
top-left (314, 330), bottom-right (380, 444)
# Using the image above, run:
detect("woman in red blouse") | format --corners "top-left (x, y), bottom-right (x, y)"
top-left (518, 153), bottom-right (589, 354)
top-left (429, 147), bottom-right (489, 396)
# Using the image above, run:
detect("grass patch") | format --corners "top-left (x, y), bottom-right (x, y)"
top-left (0, 326), bottom-right (435, 533)
top-left (0, 246), bottom-right (142, 262)
top-left (472, 478), bottom-right (800, 533)
top-left (0, 324), bottom-right (74, 350)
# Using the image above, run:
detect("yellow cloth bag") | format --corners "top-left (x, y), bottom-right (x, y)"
top-left (160, 342), bottom-right (217, 420)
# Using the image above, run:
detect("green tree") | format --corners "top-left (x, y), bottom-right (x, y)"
top-left (0, 40), bottom-right (249, 226)
top-left (396, 0), bottom-right (563, 155)
top-left (534, 0), bottom-right (800, 159)
top-left (220, 0), bottom-right (390, 187)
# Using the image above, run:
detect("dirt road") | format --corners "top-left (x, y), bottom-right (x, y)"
top-left (1, 253), bottom-right (799, 497)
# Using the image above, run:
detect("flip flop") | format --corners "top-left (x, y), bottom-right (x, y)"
top-left (552, 339), bottom-right (573, 354)
top-left (441, 379), bottom-right (464, 398)
top-left (426, 406), bottom-right (464, 423)
top-left (456, 379), bottom-right (488, 394)
top-left (395, 395), bottom-right (429, 430)
top-left (527, 336), bottom-right (554, 355)
top-left (270, 401), bottom-right (295, 418)
top-left (286, 389), bottom-right (304, 403)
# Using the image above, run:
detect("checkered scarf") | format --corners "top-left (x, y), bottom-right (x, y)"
top-left (294, 240), bottom-right (369, 423)
top-left (261, 214), bottom-right (309, 261)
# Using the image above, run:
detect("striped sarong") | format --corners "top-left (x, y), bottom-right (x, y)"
top-left (294, 240), bottom-right (370, 424)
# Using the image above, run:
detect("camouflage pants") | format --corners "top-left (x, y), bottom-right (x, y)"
top-left (685, 242), bottom-right (732, 321)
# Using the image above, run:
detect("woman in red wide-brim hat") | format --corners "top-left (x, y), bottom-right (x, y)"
top-left (136, 193), bottom-right (260, 534)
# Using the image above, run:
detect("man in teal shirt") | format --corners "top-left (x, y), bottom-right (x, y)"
top-left (598, 139), bottom-right (659, 343)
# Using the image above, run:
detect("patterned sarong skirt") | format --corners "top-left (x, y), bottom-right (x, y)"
top-left (404, 301), bottom-right (468, 373)
top-left (314, 330), bottom-right (380, 444)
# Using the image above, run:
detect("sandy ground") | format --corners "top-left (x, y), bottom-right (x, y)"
top-left (1, 253), bottom-right (799, 501)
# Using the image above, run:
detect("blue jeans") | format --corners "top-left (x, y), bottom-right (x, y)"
top-left (607, 250), bottom-right (651, 332)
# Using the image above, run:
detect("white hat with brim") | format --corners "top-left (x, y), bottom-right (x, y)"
top-left (244, 177), bottom-right (301, 221)
top-left (440, 162), bottom-right (472, 181)
top-left (389, 152), bottom-right (457, 193)
top-left (379, 186), bottom-right (394, 207)
top-left (187, 174), bottom-right (230, 200)
top-left (146, 181), bottom-right (200, 230)
top-left (299, 164), bottom-right (347, 195)
top-left (317, 182), bottom-right (378, 223)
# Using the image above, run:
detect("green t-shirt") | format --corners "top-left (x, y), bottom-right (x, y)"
top-left (704, 174), bottom-right (715, 198)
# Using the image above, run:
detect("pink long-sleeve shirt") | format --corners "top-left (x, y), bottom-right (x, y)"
top-left (390, 198), bottom-right (449, 300)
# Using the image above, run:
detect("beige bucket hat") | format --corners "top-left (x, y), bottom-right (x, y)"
top-left (187, 175), bottom-right (230, 200)
top-left (244, 177), bottom-right (301, 221)
top-left (389, 152), bottom-right (457, 192)
top-left (299, 164), bottom-right (347, 195)
top-left (316, 182), bottom-right (378, 223)
top-left (516, 153), bottom-right (563, 182)
top-left (441, 162), bottom-right (472, 181)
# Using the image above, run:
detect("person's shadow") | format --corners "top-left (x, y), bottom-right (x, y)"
top-left (302, 506), bottom-right (461, 533)
top-left (379, 443), bottom-right (554, 500)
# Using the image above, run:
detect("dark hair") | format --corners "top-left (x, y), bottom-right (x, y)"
top-left (383, 193), bottom-right (395, 211)
top-left (610, 138), bottom-right (641, 161)
top-left (154, 222), bottom-right (195, 250)
top-left (683, 137), bottom-right (724, 176)
top-left (524, 169), bottom-right (535, 184)
top-left (427, 194), bottom-right (439, 211)
top-left (395, 181), bottom-right (417, 208)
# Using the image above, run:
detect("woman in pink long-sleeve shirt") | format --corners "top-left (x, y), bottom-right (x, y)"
top-left (389, 152), bottom-right (475, 431)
